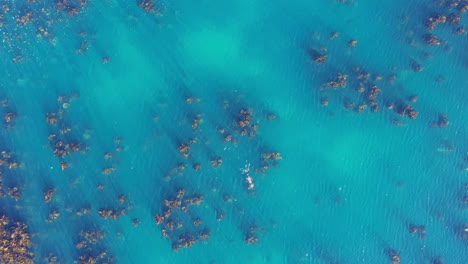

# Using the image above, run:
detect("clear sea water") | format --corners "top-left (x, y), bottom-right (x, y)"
top-left (1, 0), bottom-right (467, 263)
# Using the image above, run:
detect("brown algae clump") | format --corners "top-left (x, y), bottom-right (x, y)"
top-left (0, 215), bottom-right (34, 264)
top-left (323, 72), bottom-right (348, 88)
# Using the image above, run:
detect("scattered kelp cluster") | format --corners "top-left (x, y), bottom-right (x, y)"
top-left (0, 214), bottom-right (34, 264)
top-left (309, 33), bottom-right (424, 126)
top-left (38, 92), bottom-right (122, 262)
top-left (0, 0), bottom-right (90, 60)
top-left (0, 150), bottom-right (21, 201)
top-left (301, 0), bottom-right (468, 262)
top-left (46, 93), bottom-right (86, 170)
top-left (306, 0), bottom-right (468, 132)
top-left (75, 228), bottom-right (113, 264)
top-left (137, 0), bottom-right (166, 14)
top-left (1, 99), bottom-right (18, 129)
top-left (0, 0), bottom-right (467, 263)
top-left (423, 0), bottom-right (468, 42)
top-left (0, 0), bottom-right (166, 63)
top-left (151, 91), bottom-right (281, 251)
top-left (154, 188), bottom-right (210, 251)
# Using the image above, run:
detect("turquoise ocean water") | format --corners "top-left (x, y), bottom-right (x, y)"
top-left (1, 0), bottom-right (467, 263)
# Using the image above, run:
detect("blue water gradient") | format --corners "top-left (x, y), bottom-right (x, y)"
top-left (0, 0), bottom-right (467, 263)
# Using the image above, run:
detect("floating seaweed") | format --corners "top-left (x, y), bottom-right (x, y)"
top-left (0, 214), bottom-right (34, 264)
